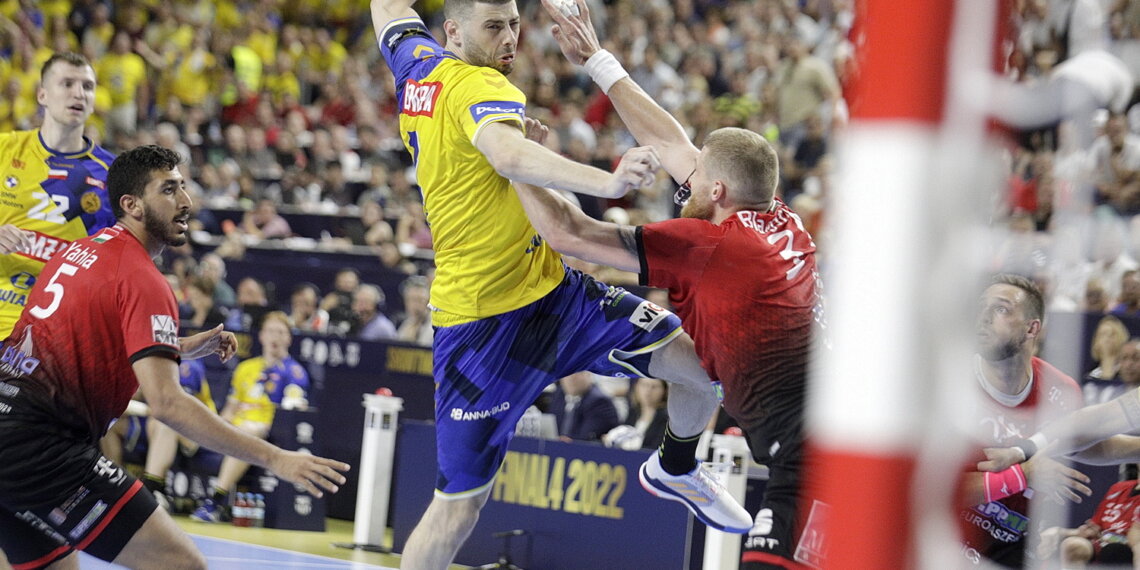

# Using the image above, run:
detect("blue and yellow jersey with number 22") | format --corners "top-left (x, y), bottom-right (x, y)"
top-left (379, 16), bottom-right (563, 327)
top-left (0, 130), bottom-right (116, 337)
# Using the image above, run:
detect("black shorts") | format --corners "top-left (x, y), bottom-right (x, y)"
top-left (738, 400), bottom-right (819, 569)
top-left (0, 420), bottom-right (158, 568)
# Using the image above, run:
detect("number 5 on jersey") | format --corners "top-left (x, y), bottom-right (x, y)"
top-left (30, 263), bottom-right (77, 319)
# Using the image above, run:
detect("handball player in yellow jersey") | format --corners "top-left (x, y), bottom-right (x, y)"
top-left (0, 52), bottom-right (117, 338)
top-left (371, 0), bottom-right (752, 567)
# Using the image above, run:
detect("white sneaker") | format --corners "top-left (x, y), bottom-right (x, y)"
top-left (638, 452), bottom-right (752, 533)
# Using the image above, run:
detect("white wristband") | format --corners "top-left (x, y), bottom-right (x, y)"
top-left (583, 49), bottom-right (629, 94)
top-left (1028, 432), bottom-right (1048, 452)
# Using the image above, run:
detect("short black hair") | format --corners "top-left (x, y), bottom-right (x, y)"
top-left (40, 52), bottom-right (91, 81)
top-left (107, 145), bottom-right (184, 219)
top-left (444, 0), bottom-right (514, 21)
top-left (991, 273), bottom-right (1045, 322)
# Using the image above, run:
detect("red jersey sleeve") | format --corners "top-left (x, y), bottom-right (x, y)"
top-left (117, 266), bottom-right (181, 363)
top-left (637, 218), bottom-right (721, 290)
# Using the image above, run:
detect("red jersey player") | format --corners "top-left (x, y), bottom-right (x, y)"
top-left (0, 146), bottom-right (348, 569)
top-left (518, 2), bottom-right (821, 566)
top-left (1035, 479), bottom-right (1140, 566)
top-left (958, 274), bottom-right (1090, 567)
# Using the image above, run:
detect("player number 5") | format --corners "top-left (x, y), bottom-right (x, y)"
top-left (29, 263), bottom-right (78, 319)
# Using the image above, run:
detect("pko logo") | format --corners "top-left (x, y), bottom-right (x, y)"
top-left (403, 80), bottom-right (442, 117)
top-left (450, 402), bottom-right (510, 421)
top-left (470, 101), bottom-right (524, 124)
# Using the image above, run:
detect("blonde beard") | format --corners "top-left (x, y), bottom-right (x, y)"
top-left (680, 198), bottom-right (713, 220)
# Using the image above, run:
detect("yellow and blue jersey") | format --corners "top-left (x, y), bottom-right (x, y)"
top-left (179, 359), bottom-right (216, 413)
top-left (228, 355), bottom-right (309, 425)
top-left (0, 130), bottom-right (116, 337)
top-left (378, 16), bottom-right (563, 327)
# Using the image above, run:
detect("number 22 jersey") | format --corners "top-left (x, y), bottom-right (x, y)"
top-left (0, 130), bottom-right (116, 337)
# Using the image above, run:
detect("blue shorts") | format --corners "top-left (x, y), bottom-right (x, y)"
top-left (432, 267), bottom-right (682, 497)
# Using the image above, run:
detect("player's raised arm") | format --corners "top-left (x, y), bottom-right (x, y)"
top-left (370, 0), bottom-right (420, 39)
top-left (540, 0), bottom-right (699, 184)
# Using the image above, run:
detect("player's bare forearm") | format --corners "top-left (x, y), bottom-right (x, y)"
top-left (1071, 435), bottom-right (1140, 465)
top-left (1041, 396), bottom-right (1139, 456)
top-left (478, 123), bottom-right (625, 198)
top-left (136, 356), bottom-right (276, 467)
top-left (512, 181), bottom-right (639, 272)
top-left (370, 0), bottom-right (419, 38)
top-left (605, 79), bottom-right (700, 181)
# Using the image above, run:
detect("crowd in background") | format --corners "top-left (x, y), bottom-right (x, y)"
top-left (0, 0), bottom-right (855, 352)
top-left (12, 0), bottom-right (1140, 442)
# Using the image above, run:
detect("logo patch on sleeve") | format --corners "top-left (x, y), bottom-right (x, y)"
top-left (151, 315), bottom-right (178, 346)
top-left (403, 80), bottom-right (443, 117)
top-left (469, 101), bottom-right (525, 124)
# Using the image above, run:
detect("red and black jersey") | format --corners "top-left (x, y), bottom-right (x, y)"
top-left (0, 224), bottom-right (179, 440)
top-left (1090, 480), bottom-right (1140, 540)
top-left (960, 357), bottom-right (1084, 566)
top-left (637, 199), bottom-right (819, 443)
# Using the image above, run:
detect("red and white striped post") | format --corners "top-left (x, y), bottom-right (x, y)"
top-left (806, 0), bottom-right (965, 567)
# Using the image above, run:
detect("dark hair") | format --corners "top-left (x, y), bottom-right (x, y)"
top-left (991, 273), bottom-right (1045, 322)
top-left (107, 145), bottom-right (184, 219)
top-left (444, 0), bottom-right (514, 21)
top-left (291, 282), bottom-right (320, 297)
top-left (40, 52), bottom-right (92, 81)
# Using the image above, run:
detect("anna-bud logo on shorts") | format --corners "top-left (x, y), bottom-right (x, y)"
top-left (451, 401), bottom-right (510, 421)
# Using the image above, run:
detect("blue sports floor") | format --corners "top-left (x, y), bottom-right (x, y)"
top-left (78, 534), bottom-right (397, 570)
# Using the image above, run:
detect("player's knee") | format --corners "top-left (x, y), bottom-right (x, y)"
top-left (1059, 536), bottom-right (1094, 563)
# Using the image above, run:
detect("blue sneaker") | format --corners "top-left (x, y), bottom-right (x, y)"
top-left (638, 452), bottom-right (752, 533)
top-left (190, 499), bottom-right (224, 523)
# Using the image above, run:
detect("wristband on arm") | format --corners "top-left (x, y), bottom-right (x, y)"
top-left (983, 464), bottom-right (1028, 503)
top-left (584, 49), bottom-right (629, 94)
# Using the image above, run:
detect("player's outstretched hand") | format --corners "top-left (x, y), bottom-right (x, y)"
top-left (269, 449), bottom-right (350, 498)
top-left (0, 224), bottom-right (33, 255)
top-left (180, 324), bottom-right (238, 362)
top-left (540, 0), bottom-right (601, 65)
top-left (523, 117), bottom-right (550, 145)
top-left (608, 146), bottom-right (660, 197)
top-left (976, 446), bottom-right (1025, 472)
top-left (1021, 454), bottom-right (1091, 504)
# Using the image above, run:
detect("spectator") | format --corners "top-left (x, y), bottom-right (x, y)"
top-left (96, 30), bottom-right (148, 142)
top-left (1091, 113), bottom-right (1140, 214)
top-left (287, 282), bottom-right (329, 334)
top-left (198, 252), bottom-right (238, 307)
top-left (191, 312), bottom-right (311, 523)
top-left (322, 267), bottom-right (360, 336)
top-left (240, 198), bottom-right (292, 240)
top-left (1110, 269), bottom-right (1140, 316)
top-left (225, 276), bottom-right (272, 332)
top-left (182, 277), bottom-right (229, 329)
top-left (395, 275), bottom-right (432, 346)
top-left (550, 371), bottom-right (621, 443)
top-left (776, 33), bottom-right (841, 151)
top-left (604, 377), bottom-right (668, 450)
top-left (351, 284), bottom-right (397, 341)
top-left (1083, 315), bottom-right (1131, 404)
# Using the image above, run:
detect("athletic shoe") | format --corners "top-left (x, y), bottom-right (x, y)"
top-left (638, 452), bottom-right (752, 533)
top-left (190, 499), bottom-right (224, 523)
